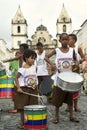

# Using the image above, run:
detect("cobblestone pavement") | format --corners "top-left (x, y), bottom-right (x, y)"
top-left (0, 93), bottom-right (87, 130)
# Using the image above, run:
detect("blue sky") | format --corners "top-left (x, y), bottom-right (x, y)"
top-left (0, 0), bottom-right (87, 48)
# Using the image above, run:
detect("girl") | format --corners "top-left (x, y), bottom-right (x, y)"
top-left (14, 49), bottom-right (38, 129)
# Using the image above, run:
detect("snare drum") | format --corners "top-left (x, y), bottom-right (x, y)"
top-left (57, 72), bottom-right (83, 92)
top-left (24, 105), bottom-right (47, 130)
top-left (0, 78), bottom-right (14, 98)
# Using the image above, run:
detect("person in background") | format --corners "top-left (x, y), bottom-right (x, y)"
top-left (45, 33), bottom-right (79, 123)
top-left (3, 43), bottom-right (29, 113)
top-left (3, 43), bottom-right (29, 68)
top-left (14, 49), bottom-right (38, 129)
top-left (66, 34), bottom-right (85, 112)
top-left (35, 42), bottom-right (53, 103)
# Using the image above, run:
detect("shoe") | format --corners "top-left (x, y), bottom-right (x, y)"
top-left (70, 117), bottom-right (80, 123)
top-left (52, 118), bottom-right (59, 124)
top-left (8, 109), bottom-right (17, 113)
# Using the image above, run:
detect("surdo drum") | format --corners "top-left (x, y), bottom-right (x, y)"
top-left (57, 72), bottom-right (83, 92)
top-left (24, 105), bottom-right (47, 130)
top-left (0, 78), bottom-right (14, 98)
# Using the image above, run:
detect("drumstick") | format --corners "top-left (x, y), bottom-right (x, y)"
top-left (22, 91), bottom-right (42, 98)
top-left (22, 91), bottom-right (52, 116)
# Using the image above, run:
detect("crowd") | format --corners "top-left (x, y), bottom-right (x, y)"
top-left (1, 33), bottom-right (87, 129)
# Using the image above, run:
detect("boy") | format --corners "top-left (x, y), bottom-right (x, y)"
top-left (45, 33), bottom-right (79, 123)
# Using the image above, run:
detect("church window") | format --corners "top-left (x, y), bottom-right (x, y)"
top-left (17, 26), bottom-right (21, 33)
top-left (63, 25), bottom-right (66, 32)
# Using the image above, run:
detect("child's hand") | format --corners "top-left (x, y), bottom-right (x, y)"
top-left (51, 63), bottom-right (57, 71)
top-left (17, 87), bottom-right (23, 93)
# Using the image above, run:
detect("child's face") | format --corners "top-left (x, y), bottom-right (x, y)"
top-left (27, 56), bottom-right (36, 66)
top-left (68, 36), bottom-right (75, 47)
top-left (37, 46), bottom-right (43, 53)
top-left (59, 34), bottom-right (69, 47)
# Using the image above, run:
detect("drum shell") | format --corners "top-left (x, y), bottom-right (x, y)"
top-left (0, 69), bottom-right (7, 79)
top-left (56, 72), bottom-right (83, 92)
top-left (0, 78), bottom-right (14, 98)
top-left (24, 105), bottom-right (47, 130)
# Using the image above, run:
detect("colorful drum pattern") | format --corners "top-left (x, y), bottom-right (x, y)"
top-left (0, 78), bottom-right (14, 98)
top-left (24, 105), bottom-right (47, 130)
top-left (0, 69), bottom-right (7, 79)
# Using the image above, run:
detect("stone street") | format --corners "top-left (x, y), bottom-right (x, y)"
top-left (0, 93), bottom-right (87, 130)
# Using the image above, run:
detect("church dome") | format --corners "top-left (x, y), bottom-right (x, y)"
top-left (36, 24), bottom-right (47, 31)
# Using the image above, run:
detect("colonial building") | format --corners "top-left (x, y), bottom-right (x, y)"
top-left (11, 6), bottom-right (28, 53)
top-left (76, 19), bottom-right (87, 54)
top-left (56, 4), bottom-right (72, 47)
top-left (30, 24), bottom-right (57, 50)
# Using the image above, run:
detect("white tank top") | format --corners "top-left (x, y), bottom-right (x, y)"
top-left (55, 48), bottom-right (73, 72)
top-left (36, 50), bottom-right (48, 76)
top-left (54, 48), bottom-right (73, 86)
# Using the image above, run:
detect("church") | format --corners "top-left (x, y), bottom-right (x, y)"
top-left (1, 4), bottom-right (87, 71)
top-left (11, 4), bottom-right (72, 53)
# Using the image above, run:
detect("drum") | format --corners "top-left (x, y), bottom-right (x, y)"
top-left (0, 69), bottom-right (7, 79)
top-left (24, 105), bottom-right (47, 130)
top-left (0, 78), bottom-right (14, 98)
top-left (57, 72), bottom-right (83, 92)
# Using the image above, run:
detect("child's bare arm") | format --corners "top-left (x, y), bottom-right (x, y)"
top-left (3, 55), bottom-right (21, 63)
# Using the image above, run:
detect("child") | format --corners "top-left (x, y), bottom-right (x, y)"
top-left (14, 49), bottom-right (38, 129)
top-left (67, 34), bottom-right (84, 112)
top-left (35, 42), bottom-right (49, 86)
top-left (35, 42), bottom-right (53, 102)
top-left (3, 43), bottom-right (29, 113)
top-left (46, 33), bottom-right (79, 123)
top-left (3, 43), bottom-right (29, 68)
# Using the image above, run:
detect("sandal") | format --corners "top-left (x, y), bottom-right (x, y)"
top-left (70, 117), bottom-right (80, 123)
top-left (52, 117), bottom-right (59, 124)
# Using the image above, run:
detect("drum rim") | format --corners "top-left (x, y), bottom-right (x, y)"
top-left (58, 71), bottom-right (83, 83)
top-left (24, 105), bottom-right (46, 110)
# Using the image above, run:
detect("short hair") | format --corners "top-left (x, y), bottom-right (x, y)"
top-left (36, 42), bottom-right (43, 47)
top-left (23, 49), bottom-right (37, 62)
top-left (69, 34), bottom-right (77, 42)
top-left (19, 43), bottom-right (28, 50)
top-left (59, 33), bottom-right (68, 40)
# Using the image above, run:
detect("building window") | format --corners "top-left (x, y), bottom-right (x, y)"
top-left (17, 26), bottom-right (21, 33)
top-left (63, 25), bottom-right (66, 32)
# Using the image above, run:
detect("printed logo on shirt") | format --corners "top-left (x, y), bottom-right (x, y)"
top-left (37, 59), bottom-right (45, 66)
top-left (24, 75), bottom-right (37, 89)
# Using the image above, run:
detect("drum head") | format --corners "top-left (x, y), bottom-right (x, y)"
top-left (58, 72), bottom-right (83, 83)
top-left (24, 105), bottom-right (46, 110)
